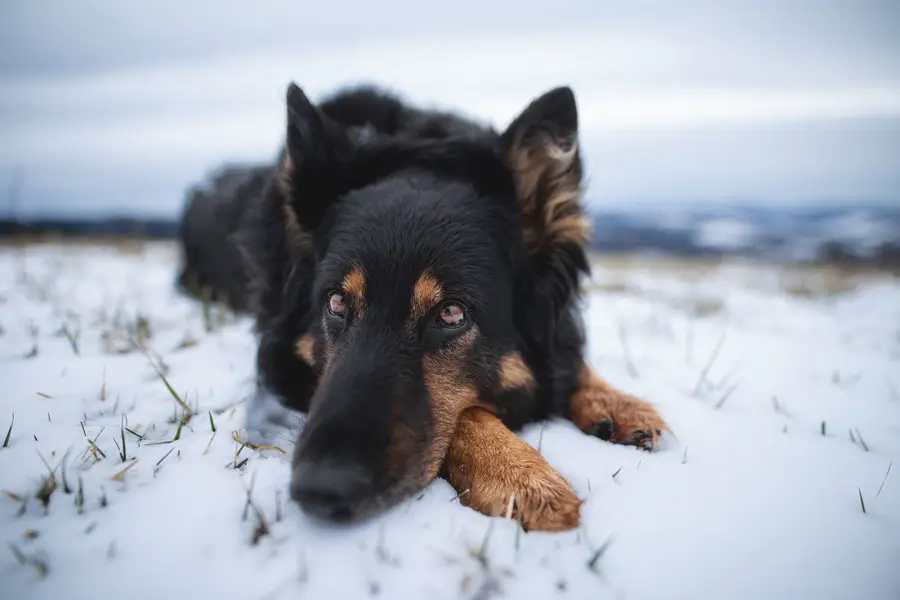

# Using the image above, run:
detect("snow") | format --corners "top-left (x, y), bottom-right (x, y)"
top-left (2, 242), bottom-right (899, 600)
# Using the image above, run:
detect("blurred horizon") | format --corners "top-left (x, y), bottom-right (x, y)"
top-left (2, 0), bottom-right (899, 218)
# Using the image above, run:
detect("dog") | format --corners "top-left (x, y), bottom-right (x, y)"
top-left (177, 82), bottom-right (671, 531)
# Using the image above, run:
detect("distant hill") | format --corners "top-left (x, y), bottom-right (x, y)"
top-left (588, 201), bottom-right (900, 267)
top-left (2, 200), bottom-right (899, 267)
top-left (0, 217), bottom-right (178, 239)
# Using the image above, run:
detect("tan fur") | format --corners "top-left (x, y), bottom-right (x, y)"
top-left (342, 266), bottom-right (367, 315)
top-left (570, 364), bottom-right (672, 449)
top-left (276, 151), bottom-right (314, 253)
top-left (410, 271), bottom-right (444, 325)
top-left (497, 352), bottom-right (536, 392)
top-left (295, 334), bottom-right (315, 366)
top-left (443, 407), bottom-right (582, 532)
top-left (276, 149), bottom-right (294, 196)
top-left (282, 203), bottom-right (306, 248)
top-left (507, 138), bottom-right (590, 255)
top-left (421, 328), bottom-right (480, 482)
top-left (385, 419), bottom-right (419, 482)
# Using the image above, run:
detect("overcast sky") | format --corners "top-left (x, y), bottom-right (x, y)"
top-left (1, 0), bottom-right (899, 217)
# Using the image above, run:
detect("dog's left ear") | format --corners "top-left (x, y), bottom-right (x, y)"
top-left (501, 87), bottom-right (591, 316)
top-left (279, 83), bottom-right (354, 232)
top-left (500, 86), bottom-right (589, 256)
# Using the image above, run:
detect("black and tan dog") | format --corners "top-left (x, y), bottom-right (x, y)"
top-left (177, 82), bottom-right (671, 531)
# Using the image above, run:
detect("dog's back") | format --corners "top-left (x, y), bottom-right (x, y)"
top-left (176, 86), bottom-right (492, 312)
top-left (176, 164), bottom-right (270, 310)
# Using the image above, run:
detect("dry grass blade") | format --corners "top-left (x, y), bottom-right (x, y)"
top-left (60, 451), bottom-right (72, 494)
top-left (61, 323), bottom-right (80, 356)
top-left (203, 432), bottom-right (217, 455)
top-left (75, 476), bottom-right (84, 514)
top-left (854, 429), bottom-right (869, 452)
top-left (119, 415), bottom-right (127, 461)
top-left (618, 324), bottom-right (639, 378)
top-left (692, 332), bottom-right (727, 396)
top-left (100, 367), bottom-right (107, 402)
top-left (3, 490), bottom-right (24, 502)
top-left (172, 414), bottom-right (185, 441)
top-left (888, 379), bottom-right (899, 403)
top-left (154, 447), bottom-right (176, 475)
top-left (87, 428), bottom-right (107, 460)
top-left (35, 473), bottom-right (57, 510)
top-left (34, 450), bottom-right (58, 509)
top-left (450, 489), bottom-right (470, 502)
top-left (9, 542), bottom-right (49, 578)
top-left (111, 460), bottom-right (138, 482)
top-left (251, 502), bottom-right (270, 546)
top-left (504, 494), bottom-right (516, 520)
top-left (587, 536), bottom-right (615, 573)
top-left (858, 488), bottom-right (866, 514)
top-left (713, 361), bottom-right (741, 391)
top-left (233, 433), bottom-right (251, 469)
top-left (714, 383), bottom-right (739, 409)
top-left (230, 431), bottom-right (286, 454)
top-left (874, 462), bottom-right (892, 500)
top-left (471, 520), bottom-right (496, 568)
top-left (157, 370), bottom-right (192, 419)
top-left (241, 471), bottom-right (258, 523)
top-left (2, 413), bottom-right (13, 448)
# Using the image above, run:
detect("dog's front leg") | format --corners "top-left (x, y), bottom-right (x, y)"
top-left (442, 407), bottom-right (582, 532)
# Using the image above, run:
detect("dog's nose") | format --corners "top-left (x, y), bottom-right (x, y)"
top-left (290, 460), bottom-right (373, 523)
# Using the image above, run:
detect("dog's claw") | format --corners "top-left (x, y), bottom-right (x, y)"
top-left (629, 430), bottom-right (657, 451)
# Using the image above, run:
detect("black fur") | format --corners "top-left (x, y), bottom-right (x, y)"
top-left (177, 83), bottom-right (591, 523)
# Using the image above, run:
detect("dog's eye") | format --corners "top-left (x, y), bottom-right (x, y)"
top-left (437, 302), bottom-right (466, 328)
top-left (327, 291), bottom-right (346, 317)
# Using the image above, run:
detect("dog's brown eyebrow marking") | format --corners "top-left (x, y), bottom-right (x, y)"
top-left (410, 271), bottom-right (444, 324)
top-left (342, 265), bottom-right (367, 310)
top-left (497, 352), bottom-right (536, 392)
top-left (295, 334), bottom-right (315, 366)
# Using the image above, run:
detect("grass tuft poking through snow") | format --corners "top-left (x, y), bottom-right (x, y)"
top-left (2, 413), bottom-right (12, 448)
top-left (1, 243), bottom-right (900, 600)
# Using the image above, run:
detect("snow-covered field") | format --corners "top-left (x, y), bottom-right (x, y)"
top-left (1, 241), bottom-right (899, 600)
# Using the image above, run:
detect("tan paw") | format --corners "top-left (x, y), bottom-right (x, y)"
top-left (444, 408), bottom-right (582, 532)
top-left (571, 365), bottom-right (672, 451)
top-left (460, 457), bottom-right (582, 532)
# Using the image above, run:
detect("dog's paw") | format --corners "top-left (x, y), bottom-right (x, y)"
top-left (571, 367), bottom-right (671, 451)
top-left (583, 393), bottom-right (668, 450)
top-left (460, 458), bottom-right (582, 532)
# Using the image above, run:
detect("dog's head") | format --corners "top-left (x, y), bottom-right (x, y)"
top-left (279, 83), bottom-right (590, 523)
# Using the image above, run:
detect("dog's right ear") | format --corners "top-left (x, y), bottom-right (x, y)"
top-left (278, 83), bottom-right (353, 233)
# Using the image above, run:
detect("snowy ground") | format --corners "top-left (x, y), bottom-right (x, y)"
top-left (1, 241), bottom-right (899, 600)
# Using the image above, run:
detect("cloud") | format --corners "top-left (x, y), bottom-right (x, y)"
top-left (1, 0), bottom-right (899, 216)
